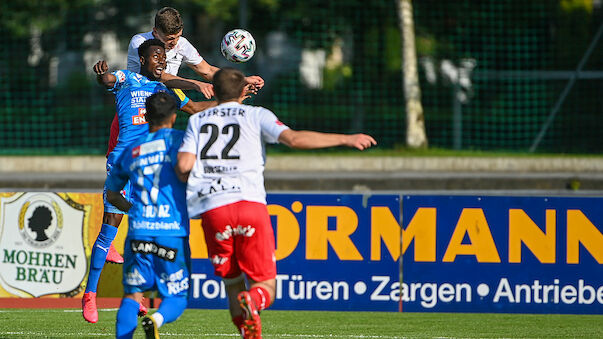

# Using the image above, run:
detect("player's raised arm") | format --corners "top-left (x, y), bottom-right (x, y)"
top-left (179, 99), bottom-right (217, 115)
top-left (188, 59), bottom-right (220, 82)
top-left (189, 59), bottom-right (265, 93)
top-left (161, 72), bottom-right (215, 99)
top-left (93, 60), bottom-right (117, 89)
top-left (278, 129), bottom-right (377, 151)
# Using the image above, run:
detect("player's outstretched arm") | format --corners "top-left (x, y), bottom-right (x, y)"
top-left (176, 152), bottom-right (195, 182)
top-left (106, 189), bottom-right (132, 213)
top-left (188, 59), bottom-right (220, 82)
top-left (161, 72), bottom-right (214, 99)
top-left (93, 60), bottom-right (117, 89)
top-left (278, 129), bottom-right (377, 150)
top-left (189, 60), bottom-right (264, 93)
top-left (180, 99), bottom-right (218, 115)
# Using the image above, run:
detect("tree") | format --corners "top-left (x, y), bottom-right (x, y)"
top-left (397, 0), bottom-right (427, 148)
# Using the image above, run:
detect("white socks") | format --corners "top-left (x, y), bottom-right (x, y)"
top-left (152, 312), bottom-right (164, 328)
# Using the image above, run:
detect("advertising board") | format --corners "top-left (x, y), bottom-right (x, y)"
top-left (401, 196), bottom-right (603, 314)
top-left (1, 192), bottom-right (600, 314)
top-left (188, 193), bottom-right (401, 312)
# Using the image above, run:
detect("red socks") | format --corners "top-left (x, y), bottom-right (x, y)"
top-left (249, 286), bottom-right (270, 311)
top-left (232, 286), bottom-right (271, 330)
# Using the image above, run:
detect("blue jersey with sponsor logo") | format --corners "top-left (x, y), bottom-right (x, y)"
top-left (105, 128), bottom-right (189, 237)
top-left (107, 69), bottom-right (189, 164)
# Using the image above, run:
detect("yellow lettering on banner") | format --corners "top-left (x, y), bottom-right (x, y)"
top-left (567, 210), bottom-right (603, 264)
top-left (402, 208), bottom-right (436, 262)
top-left (370, 207), bottom-right (401, 261)
top-left (509, 209), bottom-right (556, 263)
top-left (306, 206), bottom-right (363, 260)
top-left (443, 208), bottom-right (501, 263)
top-left (189, 219), bottom-right (208, 259)
top-left (268, 204), bottom-right (300, 260)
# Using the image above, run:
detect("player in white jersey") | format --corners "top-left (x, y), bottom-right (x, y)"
top-left (127, 7), bottom-right (264, 98)
top-left (177, 68), bottom-right (376, 339)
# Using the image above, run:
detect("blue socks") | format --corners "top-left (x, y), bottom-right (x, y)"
top-left (85, 224), bottom-right (118, 293)
top-left (115, 298), bottom-right (139, 339)
top-left (157, 296), bottom-right (187, 324)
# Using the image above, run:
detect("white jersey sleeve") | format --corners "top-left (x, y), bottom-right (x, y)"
top-left (176, 37), bottom-right (204, 66)
top-left (179, 115), bottom-right (200, 155)
top-left (257, 107), bottom-right (289, 144)
top-left (127, 33), bottom-right (149, 73)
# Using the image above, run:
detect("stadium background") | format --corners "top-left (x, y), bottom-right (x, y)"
top-left (0, 2), bottom-right (602, 334)
top-left (1, 0), bottom-right (602, 155)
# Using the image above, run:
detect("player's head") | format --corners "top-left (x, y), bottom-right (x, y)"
top-left (145, 92), bottom-right (178, 128)
top-left (138, 39), bottom-right (166, 81)
top-left (153, 7), bottom-right (183, 50)
top-left (213, 67), bottom-right (248, 103)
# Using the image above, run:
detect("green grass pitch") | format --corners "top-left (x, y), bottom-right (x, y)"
top-left (1, 308), bottom-right (601, 338)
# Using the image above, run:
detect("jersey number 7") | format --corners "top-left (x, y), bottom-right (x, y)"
top-left (137, 163), bottom-right (163, 205)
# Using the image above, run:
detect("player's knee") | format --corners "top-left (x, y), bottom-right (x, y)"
top-left (103, 212), bottom-right (123, 226)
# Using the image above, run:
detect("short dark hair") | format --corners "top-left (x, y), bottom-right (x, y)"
top-left (138, 39), bottom-right (165, 59)
top-left (155, 7), bottom-right (183, 35)
top-left (213, 68), bottom-right (247, 102)
top-left (138, 39), bottom-right (165, 58)
top-left (145, 92), bottom-right (177, 125)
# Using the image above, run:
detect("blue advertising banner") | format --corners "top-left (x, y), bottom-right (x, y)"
top-left (188, 193), bottom-right (401, 311)
top-left (401, 196), bottom-right (603, 314)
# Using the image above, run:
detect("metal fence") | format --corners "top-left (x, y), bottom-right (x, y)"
top-left (1, 0), bottom-right (601, 154)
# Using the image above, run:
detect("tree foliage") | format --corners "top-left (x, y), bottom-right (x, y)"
top-left (0, 0), bottom-right (92, 37)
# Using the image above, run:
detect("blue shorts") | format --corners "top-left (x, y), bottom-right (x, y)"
top-left (103, 160), bottom-right (131, 214)
top-left (122, 235), bottom-right (190, 298)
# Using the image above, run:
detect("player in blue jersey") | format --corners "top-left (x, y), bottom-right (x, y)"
top-left (105, 92), bottom-right (190, 339)
top-left (83, 38), bottom-right (215, 324)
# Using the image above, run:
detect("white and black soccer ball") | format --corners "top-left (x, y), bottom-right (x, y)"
top-left (220, 29), bottom-right (256, 63)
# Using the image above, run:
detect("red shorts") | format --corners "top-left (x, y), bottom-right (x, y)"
top-left (201, 201), bottom-right (276, 282)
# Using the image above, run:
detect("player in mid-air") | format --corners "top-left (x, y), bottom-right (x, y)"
top-left (83, 38), bottom-right (215, 324)
top-left (106, 91), bottom-right (191, 339)
top-left (177, 68), bottom-right (376, 338)
top-left (105, 6), bottom-right (265, 168)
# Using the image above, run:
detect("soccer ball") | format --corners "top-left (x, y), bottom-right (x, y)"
top-left (220, 29), bottom-right (256, 63)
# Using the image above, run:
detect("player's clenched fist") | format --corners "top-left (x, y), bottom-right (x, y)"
top-left (93, 60), bottom-right (108, 75)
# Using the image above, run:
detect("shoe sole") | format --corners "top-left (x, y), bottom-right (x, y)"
top-left (105, 257), bottom-right (124, 264)
top-left (238, 293), bottom-right (261, 338)
top-left (142, 317), bottom-right (159, 339)
top-left (238, 293), bottom-right (254, 320)
top-left (82, 315), bottom-right (98, 324)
